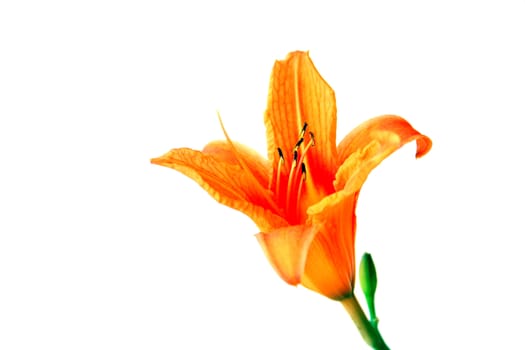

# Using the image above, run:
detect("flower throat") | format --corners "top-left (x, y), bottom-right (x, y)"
top-left (275, 122), bottom-right (315, 223)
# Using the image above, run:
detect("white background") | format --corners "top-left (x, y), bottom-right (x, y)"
top-left (1, 1), bottom-right (524, 349)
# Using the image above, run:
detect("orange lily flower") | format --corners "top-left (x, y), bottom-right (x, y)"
top-left (151, 51), bottom-right (431, 301)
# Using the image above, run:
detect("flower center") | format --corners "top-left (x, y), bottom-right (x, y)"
top-left (275, 122), bottom-right (315, 223)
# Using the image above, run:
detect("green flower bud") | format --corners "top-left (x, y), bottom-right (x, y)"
top-left (359, 252), bottom-right (378, 325)
top-left (359, 252), bottom-right (377, 298)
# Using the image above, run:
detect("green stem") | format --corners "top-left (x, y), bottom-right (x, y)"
top-left (341, 295), bottom-right (390, 350)
top-left (366, 297), bottom-right (378, 329)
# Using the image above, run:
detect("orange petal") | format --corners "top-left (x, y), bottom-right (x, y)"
top-left (333, 140), bottom-right (382, 192)
top-left (337, 115), bottom-right (432, 166)
top-left (302, 191), bottom-right (358, 300)
top-left (265, 51), bottom-right (337, 193)
top-left (151, 148), bottom-right (286, 232)
top-left (203, 140), bottom-right (271, 190)
top-left (256, 225), bottom-right (319, 285)
top-left (335, 116), bottom-right (431, 193)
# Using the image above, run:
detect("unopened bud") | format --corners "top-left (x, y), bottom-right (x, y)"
top-left (359, 252), bottom-right (377, 298)
top-left (359, 252), bottom-right (378, 324)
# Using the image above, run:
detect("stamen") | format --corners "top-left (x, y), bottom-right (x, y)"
top-left (294, 163), bottom-right (307, 222)
top-left (300, 122), bottom-right (308, 138)
top-left (275, 122), bottom-right (317, 223)
top-left (277, 147), bottom-right (284, 160)
top-left (294, 138), bottom-right (304, 151)
top-left (285, 151), bottom-right (298, 212)
top-left (295, 134), bottom-right (315, 173)
top-left (276, 147), bottom-right (284, 200)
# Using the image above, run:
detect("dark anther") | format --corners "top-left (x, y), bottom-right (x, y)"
top-left (301, 122), bottom-right (308, 133)
top-left (293, 150), bottom-right (298, 162)
top-left (309, 131), bottom-right (315, 146)
top-left (277, 147), bottom-right (284, 159)
top-left (294, 138), bottom-right (304, 150)
top-left (301, 163), bottom-right (307, 179)
top-left (300, 122), bottom-right (308, 138)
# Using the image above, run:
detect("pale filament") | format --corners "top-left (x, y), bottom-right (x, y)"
top-left (275, 147), bottom-right (284, 203)
top-left (285, 150), bottom-right (298, 213)
top-left (294, 163), bottom-right (307, 222)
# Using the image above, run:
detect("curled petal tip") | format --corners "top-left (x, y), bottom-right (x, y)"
top-left (415, 135), bottom-right (433, 159)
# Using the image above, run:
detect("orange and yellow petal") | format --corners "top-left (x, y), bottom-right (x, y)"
top-left (203, 140), bottom-right (271, 190)
top-left (256, 225), bottom-right (319, 285)
top-left (335, 116), bottom-right (431, 193)
top-left (337, 115), bottom-right (432, 166)
top-left (264, 51), bottom-right (337, 193)
top-left (151, 148), bottom-right (286, 232)
top-left (302, 191), bottom-right (359, 300)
